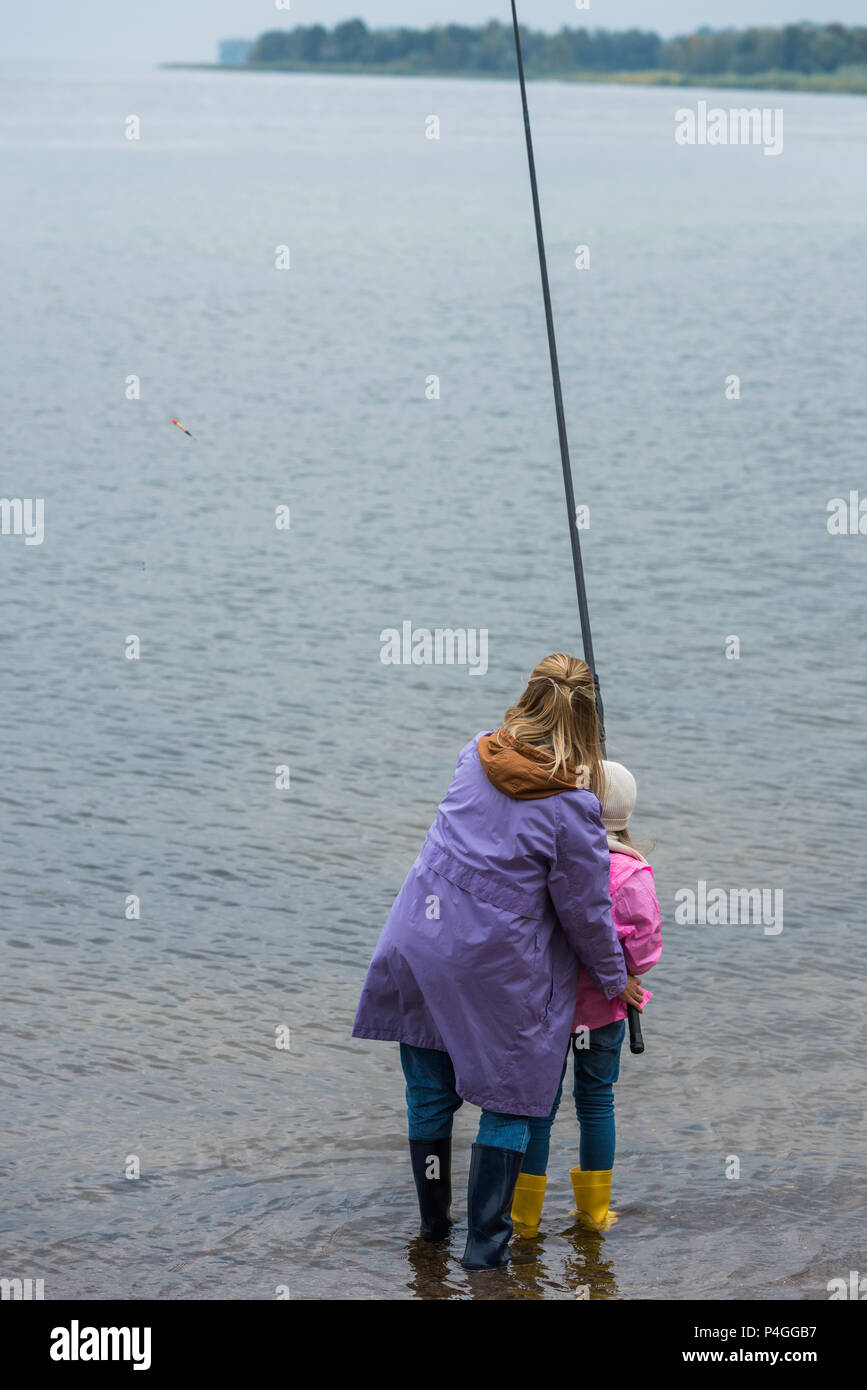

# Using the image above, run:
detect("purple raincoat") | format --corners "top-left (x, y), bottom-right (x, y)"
top-left (351, 733), bottom-right (627, 1117)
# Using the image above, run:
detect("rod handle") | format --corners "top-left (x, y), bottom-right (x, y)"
top-left (627, 1004), bottom-right (645, 1055)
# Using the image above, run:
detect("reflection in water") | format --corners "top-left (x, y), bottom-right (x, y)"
top-left (406, 1235), bottom-right (461, 1301)
top-left (403, 1225), bottom-right (620, 1301)
top-left (560, 1226), bottom-right (620, 1300)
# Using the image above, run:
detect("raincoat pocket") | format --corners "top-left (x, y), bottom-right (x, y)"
top-left (542, 965), bottom-right (555, 1020)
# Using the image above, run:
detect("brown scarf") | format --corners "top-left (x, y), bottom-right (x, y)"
top-left (477, 728), bottom-right (590, 800)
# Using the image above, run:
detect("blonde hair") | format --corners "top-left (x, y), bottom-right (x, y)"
top-left (499, 653), bottom-right (604, 798)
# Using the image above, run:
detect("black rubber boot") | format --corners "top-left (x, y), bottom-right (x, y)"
top-left (409, 1137), bottom-right (452, 1242)
top-left (461, 1143), bottom-right (524, 1270)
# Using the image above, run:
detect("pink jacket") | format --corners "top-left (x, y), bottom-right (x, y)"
top-left (572, 851), bottom-right (662, 1032)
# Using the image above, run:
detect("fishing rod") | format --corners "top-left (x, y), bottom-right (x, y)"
top-left (509, 2), bottom-right (644, 1054)
top-left (509, 0), bottom-right (602, 736)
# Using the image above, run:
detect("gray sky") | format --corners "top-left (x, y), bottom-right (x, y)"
top-left (5, 1), bottom-right (862, 65)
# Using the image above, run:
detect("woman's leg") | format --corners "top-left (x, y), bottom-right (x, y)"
top-left (462, 1114), bottom-right (528, 1270)
top-left (572, 1020), bottom-right (626, 1171)
top-left (475, 1110), bottom-right (531, 1152)
top-left (464, 1060), bottom-right (569, 1262)
top-left (399, 1044), bottom-right (461, 1242)
top-left (400, 1042), bottom-right (462, 1140)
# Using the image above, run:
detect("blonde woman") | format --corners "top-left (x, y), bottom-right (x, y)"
top-left (352, 654), bottom-right (642, 1270)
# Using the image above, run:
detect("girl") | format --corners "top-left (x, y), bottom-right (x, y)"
top-left (351, 655), bottom-right (643, 1269)
top-left (510, 760), bottom-right (662, 1236)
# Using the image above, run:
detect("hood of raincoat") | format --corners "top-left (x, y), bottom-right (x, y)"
top-left (477, 727), bottom-right (590, 800)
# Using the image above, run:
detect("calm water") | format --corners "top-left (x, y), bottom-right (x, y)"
top-left (1, 64), bottom-right (866, 1301)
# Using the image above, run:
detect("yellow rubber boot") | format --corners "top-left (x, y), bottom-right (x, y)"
top-left (569, 1166), bottom-right (618, 1231)
top-left (510, 1172), bottom-right (547, 1237)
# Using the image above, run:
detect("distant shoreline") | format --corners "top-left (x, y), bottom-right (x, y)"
top-left (159, 61), bottom-right (867, 96)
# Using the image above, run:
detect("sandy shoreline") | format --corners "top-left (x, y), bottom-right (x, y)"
top-left (158, 61), bottom-right (867, 95)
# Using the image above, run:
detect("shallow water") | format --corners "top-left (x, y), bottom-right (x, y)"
top-left (1, 64), bottom-right (865, 1300)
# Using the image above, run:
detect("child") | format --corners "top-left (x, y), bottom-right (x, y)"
top-left (511, 760), bottom-right (662, 1236)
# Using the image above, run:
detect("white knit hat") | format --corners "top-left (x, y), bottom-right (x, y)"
top-left (600, 760), bottom-right (637, 831)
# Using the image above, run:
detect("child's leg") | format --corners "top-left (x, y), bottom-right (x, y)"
top-left (505, 1054), bottom-right (568, 1239)
top-left (522, 1053), bottom-right (568, 1176)
top-left (572, 1020), bottom-right (626, 1171)
top-left (568, 1021), bottom-right (626, 1230)
top-left (400, 1042), bottom-right (462, 1139)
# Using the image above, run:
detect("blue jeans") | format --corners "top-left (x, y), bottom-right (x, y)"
top-left (524, 1019), bottom-right (626, 1173)
top-left (400, 1043), bottom-right (566, 1159)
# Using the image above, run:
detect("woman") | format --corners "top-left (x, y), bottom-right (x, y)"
top-left (352, 654), bottom-right (642, 1269)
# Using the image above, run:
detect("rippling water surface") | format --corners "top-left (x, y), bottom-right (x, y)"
top-left (1, 64), bottom-right (865, 1300)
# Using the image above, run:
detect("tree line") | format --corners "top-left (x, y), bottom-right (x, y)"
top-left (247, 20), bottom-right (867, 77)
